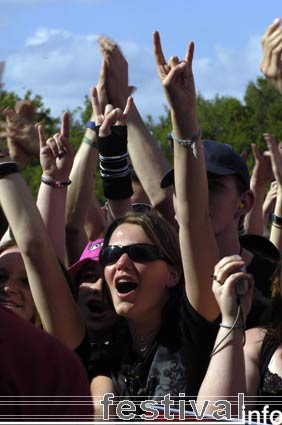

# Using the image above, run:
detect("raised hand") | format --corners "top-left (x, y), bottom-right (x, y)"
top-left (153, 31), bottom-right (197, 115)
top-left (260, 18), bottom-right (282, 93)
top-left (98, 35), bottom-right (134, 109)
top-left (262, 180), bottom-right (277, 217)
top-left (90, 86), bottom-right (133, 137)
top-left (38, 112), bottom-right (73, 181)
top-left (250, 143), bottom-right (274, 187)
top-left (212, 256), bottom-right (253, 325)
top-left (263, 133), bottom-right (282, 186)
top-left (0, 100), bottom-right (39, 170)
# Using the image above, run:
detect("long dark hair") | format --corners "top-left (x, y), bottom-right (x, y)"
top-left (101, 211), bottom-right (184, 314)
top-left (263, 294), bottom-right (282, 344)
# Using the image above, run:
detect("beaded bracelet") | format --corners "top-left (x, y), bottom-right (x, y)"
top-left (171, 128), bottom-right (201, 158)
top-left (41, 174), bottom-right (72, 188)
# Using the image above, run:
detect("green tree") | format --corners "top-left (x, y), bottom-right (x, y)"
top-left (2, 74), bottom-right (282, 201)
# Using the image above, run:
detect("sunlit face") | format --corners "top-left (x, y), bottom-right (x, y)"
top-left (0, 248), bottom-right (36, 323)
top-left (103, 223), bottom-right (176, 322)
top-left (208, 175), bottom-right (241, 237)
top-left (76, 261), bottom-right (118, 336)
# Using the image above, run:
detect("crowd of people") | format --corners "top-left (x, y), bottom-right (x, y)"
top-left (0, 17), bottom-right (282, 424)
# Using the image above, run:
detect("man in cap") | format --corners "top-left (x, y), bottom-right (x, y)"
top-left (161, 139), bottom-right (252, 239)
top-left (161, 140), bottom-right (281, 327)
top-left (154, 32), bottom-right (279, 331)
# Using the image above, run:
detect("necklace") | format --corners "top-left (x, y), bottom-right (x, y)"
top-left (137, 336), bottom-right (149, 353)
top-left (133, 324), bottom-right (161, 356)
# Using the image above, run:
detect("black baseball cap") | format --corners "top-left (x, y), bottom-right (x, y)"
top-left (160, 140), bottom-right (250, 190)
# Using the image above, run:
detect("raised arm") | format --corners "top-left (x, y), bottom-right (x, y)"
top-left (153, 32), bottom-right (219, 320)
top-left (37, 112), bottom-right (73, 263)
top-left (91, 85), bottom-right (133, 220)
top-left (98, 36), bottom-right (175, 226)
top-left (264, 133), bottom-right (282, 252)
top-left (262, 180), bottom-right (277, 237)
top-left (244, 143), bottom-right (273, 236)
top-left (0, 139), bottom-right (85, 350)
top-left (197, 255), bottom-right (254, 415)
top-left (65, 85), bottom-right (106, 266)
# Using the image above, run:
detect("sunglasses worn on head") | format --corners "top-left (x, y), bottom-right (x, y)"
top-left (100, 243), bottom-right (166, 265)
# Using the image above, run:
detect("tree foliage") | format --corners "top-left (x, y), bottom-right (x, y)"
top-left (1, 76), bottom-right (282, 199)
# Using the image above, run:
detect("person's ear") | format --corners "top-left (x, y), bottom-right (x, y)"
top-left (235, 190), bottom-right (255, 219)
top-left (167, 267), bottom-right (181, 288)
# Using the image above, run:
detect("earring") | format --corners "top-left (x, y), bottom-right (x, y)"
top-left (239, 202), bottom-right (245, 209)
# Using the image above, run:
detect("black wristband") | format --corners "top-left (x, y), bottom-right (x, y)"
top-left (0, 162), bottom-right (19, 178)
top-left (103, 175), bottom-right (133, 200)
top-left (97, 126), bottom-right (128, 156)
top-left (97, 126), bottom-right (133, 199)
top-left (271, 214), bottom-right (282, 226)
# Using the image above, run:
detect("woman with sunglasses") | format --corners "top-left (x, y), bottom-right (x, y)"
top-left (90, 104), bottom-right (220, 418)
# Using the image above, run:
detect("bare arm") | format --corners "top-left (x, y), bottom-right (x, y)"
top-left (66, 86), bottom-right (106, 266)
top-left (36, 112), bottom-right (73, 263)
top-left (91, 376), bottom-right (115, 422)
top-left (262, 181), bottom-right (277, 237)
top-left (264, 133), bottom-right (282, 252)
top-left (98, 36), bottom-right (175, 226)
top-left (0, 152), bottom-right (85, 349)
top-left (127, 103), bottom-right (175, 224)
top-left (153, 32), bottom-right (219, 320)
top-left (244, 143), bottom-right (273, 236)
top-left (197, 255), bottom-right (254, 415)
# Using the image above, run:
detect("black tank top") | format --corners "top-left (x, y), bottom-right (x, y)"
top-left (257, 334), bottom-right (282, 420)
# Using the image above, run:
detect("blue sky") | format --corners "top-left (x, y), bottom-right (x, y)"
top-left (1, 0), bottom-right (281, 121)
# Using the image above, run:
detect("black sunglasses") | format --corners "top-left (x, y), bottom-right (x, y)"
top-left (131, 203), bottom-right (153, 213)
top-left (100, 243), bottom-right (166, 265)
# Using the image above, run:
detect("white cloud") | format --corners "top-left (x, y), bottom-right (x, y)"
top-left (3, 27), bottom-right (264, 122)
top-left (194, 35), bottom-right (262, 102)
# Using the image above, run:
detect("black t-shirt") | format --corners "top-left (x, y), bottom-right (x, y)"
top-left (110, 285), bottom-right (219, 403)
top-left (239, 234), bottom-right (279, 328)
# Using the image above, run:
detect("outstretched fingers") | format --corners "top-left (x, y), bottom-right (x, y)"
top-left (251, 143), bottom-right (262, 162)
top-left (153, 31), bottom-right (166, 66)
top-left (185, 41), bottom-right (194, 67)
top-left (90, 86), bottom-right (104, 125)
top-left (122, 96), bottom-right (133, 121)
top-left (61, 112), bottom-right (70, 140)
top-left (262, 18), bottom-right (281, 46)
top-left (38, 124), bottom-right (46, 150)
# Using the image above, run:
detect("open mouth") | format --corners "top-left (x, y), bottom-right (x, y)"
top-left (116, 280), bottom-right (138, 295)
top-left (86, 300), bottom-right (107, 314)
